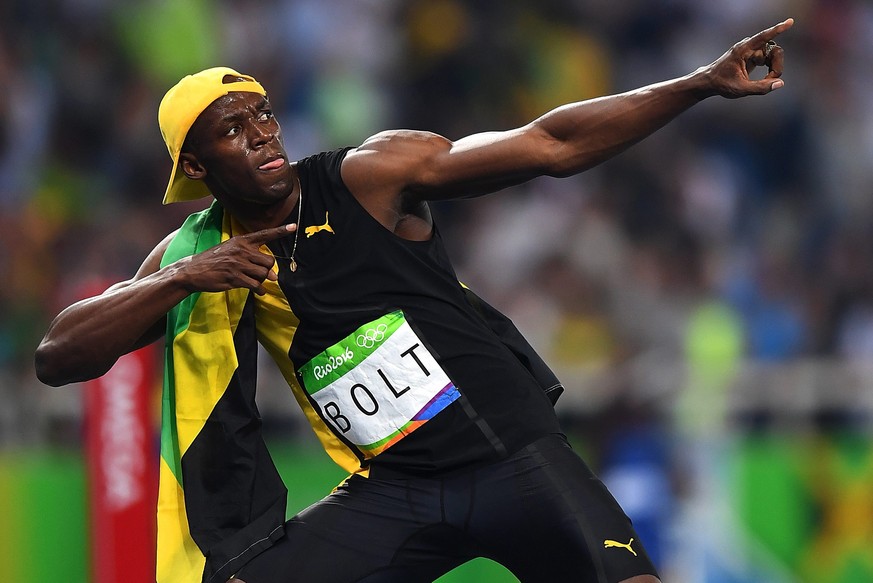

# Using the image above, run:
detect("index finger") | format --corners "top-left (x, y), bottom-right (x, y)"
top-left (245, 223), bottom-right (297, 244)
top-left (745, 18), bottom-right (795, 48)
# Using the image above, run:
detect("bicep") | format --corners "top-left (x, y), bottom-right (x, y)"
top-left (343, 126), bottom-right (560, 203)
top-left (101, 231), bottom-right (177, 345)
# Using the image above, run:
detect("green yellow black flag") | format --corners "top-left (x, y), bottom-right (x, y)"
top-left (157, 203), bottom-right (286, 583)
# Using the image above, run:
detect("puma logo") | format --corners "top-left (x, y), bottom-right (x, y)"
top-left (603, 538), bottom-right (637, 556)
top-left (305, 212), bottom-right (335, 238)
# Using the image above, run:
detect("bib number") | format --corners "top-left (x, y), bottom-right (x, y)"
top-left (298, 311), bottom-right (459, 457)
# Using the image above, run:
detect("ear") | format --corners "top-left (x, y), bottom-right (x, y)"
top-left (179, 153), bottom-right (206, 180)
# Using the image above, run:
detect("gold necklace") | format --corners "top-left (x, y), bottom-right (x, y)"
top-left (271, 176), bottom-right (302, 271)
top-left (288, 185), bottom-right (302, 272)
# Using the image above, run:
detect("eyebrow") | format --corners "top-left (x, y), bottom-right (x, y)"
top-left (216, 96), bottom-right (272, 125)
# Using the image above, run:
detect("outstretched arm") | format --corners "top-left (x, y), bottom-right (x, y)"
top-left (342, 19), bottom-right (793, 227)
top-left (34, 224), bottom-right (296, 386)
top-left (530, 18), bottom-right (791, 175)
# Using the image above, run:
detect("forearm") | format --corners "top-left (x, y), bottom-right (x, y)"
top-left (35, 264), bottom-right (191, 386)
top-left (35, 220), bottom-right (291, 385)
top-left (534, 69), bottom-right (711, 176)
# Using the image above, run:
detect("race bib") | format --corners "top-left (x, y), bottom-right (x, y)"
top-left (298, 311), bottom-right (460, 457)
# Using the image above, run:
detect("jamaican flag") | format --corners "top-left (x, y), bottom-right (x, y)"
top-left (157, 202), bottom-right (287, 583)
top-left (156, 201), bottom-right (377, 583)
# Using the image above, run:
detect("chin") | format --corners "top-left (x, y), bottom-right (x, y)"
top-left (255, 175), bottom-right (293, 201)
top-left (271, 179), bottom-right (296, 199)
top-left (261, 187), bottom-right (295, 207)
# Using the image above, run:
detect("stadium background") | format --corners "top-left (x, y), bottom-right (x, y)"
top-left (2, 0), bottom-right (872, 581)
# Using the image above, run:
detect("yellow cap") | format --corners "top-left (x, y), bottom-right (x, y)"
top-left (158, 67), bottom-right (266, 204)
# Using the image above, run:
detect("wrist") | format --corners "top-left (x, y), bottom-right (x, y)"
top-left (163, 257), bottom-right (200, 295)
top-left (683, 66), bottom-right (719, 101)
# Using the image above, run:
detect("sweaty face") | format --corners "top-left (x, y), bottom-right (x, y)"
top-left (184, 91), bottom-right (294, 206)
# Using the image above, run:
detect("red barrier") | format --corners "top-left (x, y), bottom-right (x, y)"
top-left (84, 346), bottom-right (158, 583)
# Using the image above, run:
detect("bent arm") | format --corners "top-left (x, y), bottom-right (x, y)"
top-left (35, 233), bottom-right (185, 386)
top-left (35, 222), bottom-right (297, 387)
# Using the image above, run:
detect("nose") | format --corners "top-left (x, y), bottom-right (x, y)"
top-left (249, 120), bottom-right (275, 149)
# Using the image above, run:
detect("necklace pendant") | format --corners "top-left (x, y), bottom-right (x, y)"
top-left (289, 258), bottom-right (298, 272)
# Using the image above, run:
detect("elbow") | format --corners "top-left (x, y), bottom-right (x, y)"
top-left (34, 338), bottom-right (99, 387)
top-left (538, 137), bottom-right (597, 178)
top-left (544, 159), bottom-right (594, 179)
top-left (34, 340), bottom-right (67, 387)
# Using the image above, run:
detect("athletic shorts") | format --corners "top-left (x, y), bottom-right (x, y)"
top-left (233, 434), bottom-right (659, 583)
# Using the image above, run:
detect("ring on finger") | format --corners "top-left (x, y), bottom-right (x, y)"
top-left (763, 40), bottom-right (777, 58)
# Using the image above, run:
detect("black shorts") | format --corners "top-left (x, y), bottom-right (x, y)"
top-left (234, 434), bottom-right (659, 583)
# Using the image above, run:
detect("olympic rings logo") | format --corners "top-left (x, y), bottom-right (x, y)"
top-left (356, 324), bottom-right (389, 349)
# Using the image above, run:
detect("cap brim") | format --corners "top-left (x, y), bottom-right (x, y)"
top-left (162, 157), bottom-right (213, 204)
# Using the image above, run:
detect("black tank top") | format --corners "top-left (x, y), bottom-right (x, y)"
top-left (269, 148), bottom-right (561, 476)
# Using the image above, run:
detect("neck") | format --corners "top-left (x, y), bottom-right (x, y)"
top-left (217, 170), bottom-right (301, 233)
top-left (229, 196), bottom-right (299, 233)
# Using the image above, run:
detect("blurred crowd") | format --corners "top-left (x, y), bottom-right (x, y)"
top-left (4, 1), bottom-right (873, 580)
top-left (2, 0), bottom-right (873, 449)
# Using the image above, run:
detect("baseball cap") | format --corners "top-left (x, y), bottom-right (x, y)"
top-left (158, 67), bottom-right (266, 204)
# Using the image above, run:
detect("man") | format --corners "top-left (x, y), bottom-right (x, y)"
top-left (35, 18), bottom-right (793, 583)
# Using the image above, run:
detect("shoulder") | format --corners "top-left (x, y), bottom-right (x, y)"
top-left (332, 131), bottom-right (443, 234)
top-left (346, 129), bottom-right (451, 162)
top-left (341, 130), bottom-right (452, 190)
